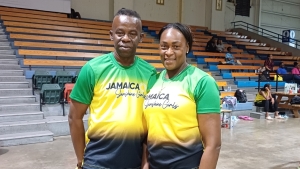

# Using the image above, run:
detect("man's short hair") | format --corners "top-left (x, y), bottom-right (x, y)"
top-left (227, 47), bottom-right (232, 51)
top-left (114, 8), bottom-right (141, 20)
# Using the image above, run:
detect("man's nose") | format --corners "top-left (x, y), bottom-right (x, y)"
top-left (121, 34), bottom-right (130, 42)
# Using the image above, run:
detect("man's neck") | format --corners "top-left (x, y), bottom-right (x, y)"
top-left (113, 51), bottom-right (135, 66)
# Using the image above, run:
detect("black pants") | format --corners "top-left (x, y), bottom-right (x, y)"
top-left (255, 99), bottom-right (278, 112)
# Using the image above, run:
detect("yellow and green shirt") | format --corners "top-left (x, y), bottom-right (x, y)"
top-left (70, 52), bottom-right (157, 169)
top-left (143, 65), bottom-right (220, 169)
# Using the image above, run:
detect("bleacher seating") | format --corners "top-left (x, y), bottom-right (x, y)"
top-left (0, 5), bottom-right (297, 112)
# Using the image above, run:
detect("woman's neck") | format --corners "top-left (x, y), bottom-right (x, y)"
top-left (166, 62), bottom-right (188, 79)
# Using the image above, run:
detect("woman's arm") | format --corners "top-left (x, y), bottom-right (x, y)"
top-left (259, 90), bottom-right (269, 100)
top-left (198, 113), bottom-right (221, 169)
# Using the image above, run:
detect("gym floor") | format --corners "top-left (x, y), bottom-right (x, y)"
top-left (1, 117), bottom-right (300, 169)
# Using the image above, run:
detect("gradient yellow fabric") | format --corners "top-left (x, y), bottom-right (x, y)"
top-left (70, 52), bottom-right (157, 169)
top-left (143, 65), bottom-right (220, 168)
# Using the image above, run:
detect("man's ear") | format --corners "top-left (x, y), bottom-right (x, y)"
top-left (139, 33), bottom-right (144, 43)
top-left (109, 30), bottom-right (113, 41)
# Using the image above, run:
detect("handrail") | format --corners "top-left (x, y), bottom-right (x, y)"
top-left (231, 21), bottom-right (300, 49)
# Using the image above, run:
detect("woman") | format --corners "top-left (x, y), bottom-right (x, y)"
top-left (264, 55), bottom-right (274, 72)
top-left (216, 39), bottom-right (224, 52)
top-left (143, 23), bottom-right (221, 169)
top-left (254, 84), bottom-right (283, 120)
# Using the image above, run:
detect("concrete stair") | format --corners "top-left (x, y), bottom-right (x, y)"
top-left (0, 26), bottom-right (54, 147)
top-left (0, 82), bottom-right (29, 89)
top-left (0, 70), bottom-right (23, 76)
top-left (0, 131), bottom-right (53, 147)
top-left (0, 54), bottom-right (17, 59)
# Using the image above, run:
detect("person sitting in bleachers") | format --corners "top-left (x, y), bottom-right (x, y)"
top-left (291, 62), bottom-right (300, 80)
top-left (264, 55), bottom-right (274, 72)
top-left (254, 83), bottom-right (283, 120)
top-left (275, 62), bottom-right (290, 81)
top-left (205, 38), bottom-right (217, 52)
top-left (216, 39), bottom-right (224, 52)
top-left (223, 47), bottom-right (241, 65)
top-left (70, 8), bottom-right (81, 19)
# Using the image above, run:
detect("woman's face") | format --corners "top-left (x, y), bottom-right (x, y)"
top-left (159, 28), bottom-right (188, 71)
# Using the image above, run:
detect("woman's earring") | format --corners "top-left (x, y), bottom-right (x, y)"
top-left (187, 51), bottom-right (189, 54)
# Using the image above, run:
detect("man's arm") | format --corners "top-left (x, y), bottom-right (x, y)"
top-left (198, 114), bottom-right (221, 169)
top-left (68, 99), bottom-right (89, 168)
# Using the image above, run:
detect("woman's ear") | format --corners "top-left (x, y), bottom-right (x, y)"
top-left (186, 43), bottom-right (189, 54)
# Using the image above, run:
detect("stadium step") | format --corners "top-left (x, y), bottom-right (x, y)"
top-left (0, 59), bottom-right (18, 64)
top-left (0, 103), bottom-right (40, 113)
top-left (0, 46), bottom-right (11, 50)
top-left (0, 35), bottom-right (7, 39)
top-left (0, 70), bottom-right (23, 76)
top-left (0, 54), bottom-right (16, 59)
top-left (0, 76), bottom-right (25, 82)
top-left (0, 82), bottom-right (29, 89)
top-left (0, 119), bottom-right (47, 135)
top-left (0, 50), bottom-right (15, 55)
top-left (0, 64), bottom-right (21, 70)
top-left (0, 95), bottom-right (36, 104)
top-left (0, 130), bottom-right (53, 147)
top-left (0, 42), bottom-right (10, 46)
top-left (0, 111), bottom-right (43, 123)
top-left (0, 88), bottom-right (32, 96)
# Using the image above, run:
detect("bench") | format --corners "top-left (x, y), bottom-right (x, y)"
top-left (3, 21), bottom-right (111, 35)
top-left (220, 91), bottom-right (235, 98)
top-left (216, 34), bottom-right (248, 39)
top-left (204, 58), bottom-right (264, 66)
top-left (193, 52), bottom-right (255, 59)
top-left (6, 27), bottom-right (155, 43)
top-left (216, 81), bottom-right (228, 91)
top-left (209, 30), bottom-right (238, 35)
top-left (0, 6), bottom-right (66, 17)
top-left (256, 50), bottom-right (292, 56)
top-left (23, 59), bottom-right (197, 70)
top-left (18, 49), bottom-right (162, 61)
top-left (14, 41), bottom-right (160, 54)
top-left (193, 42), bottom-right (232, 48)
top-left (231, 72), bottom-right (277, 80)
top-left (226, 38), bottom-right (258, 42)
top-left (10, 34), bottom-right (158, 48)
top-left (235, 42), bottom-right (268, 47)
top-left (23, 59), bottom-right (166, 69)
top-left (217, 65), bottom-right (260, 73)
top-left (193, 39), bottom-right (210, 43)
top-left (245, 46), bottom-right (280, 51)
top-left (272, 56), bottom-right (300, 61)
top-left (192, 47), bottom-right (243, 53)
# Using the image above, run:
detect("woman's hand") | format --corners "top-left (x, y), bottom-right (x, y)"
top-left (271, 98), bottom-right (275, 104)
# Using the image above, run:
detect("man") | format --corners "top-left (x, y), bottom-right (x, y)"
top-left (224, 47), bottom-right (241, 65)
top-left (68, 8), bottom-right (157, 169)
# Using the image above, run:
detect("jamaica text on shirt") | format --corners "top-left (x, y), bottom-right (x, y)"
top-left (105, 82), bottom-right (146, 99)
top-left (144, 92), bottom-right (179, 109)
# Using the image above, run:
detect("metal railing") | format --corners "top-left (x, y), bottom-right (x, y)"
top-left (231, 21), bottom-right (300, 49)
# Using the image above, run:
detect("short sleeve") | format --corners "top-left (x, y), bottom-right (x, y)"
top-left (146, 69), bottom-right (158, 93)
top-left (70, 63), bottom-right (95, 105)
top-left (194, 75), bottom-right (220, 114)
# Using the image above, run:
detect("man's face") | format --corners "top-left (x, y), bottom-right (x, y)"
top-left (110, 15), bottom-right (143, 58)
